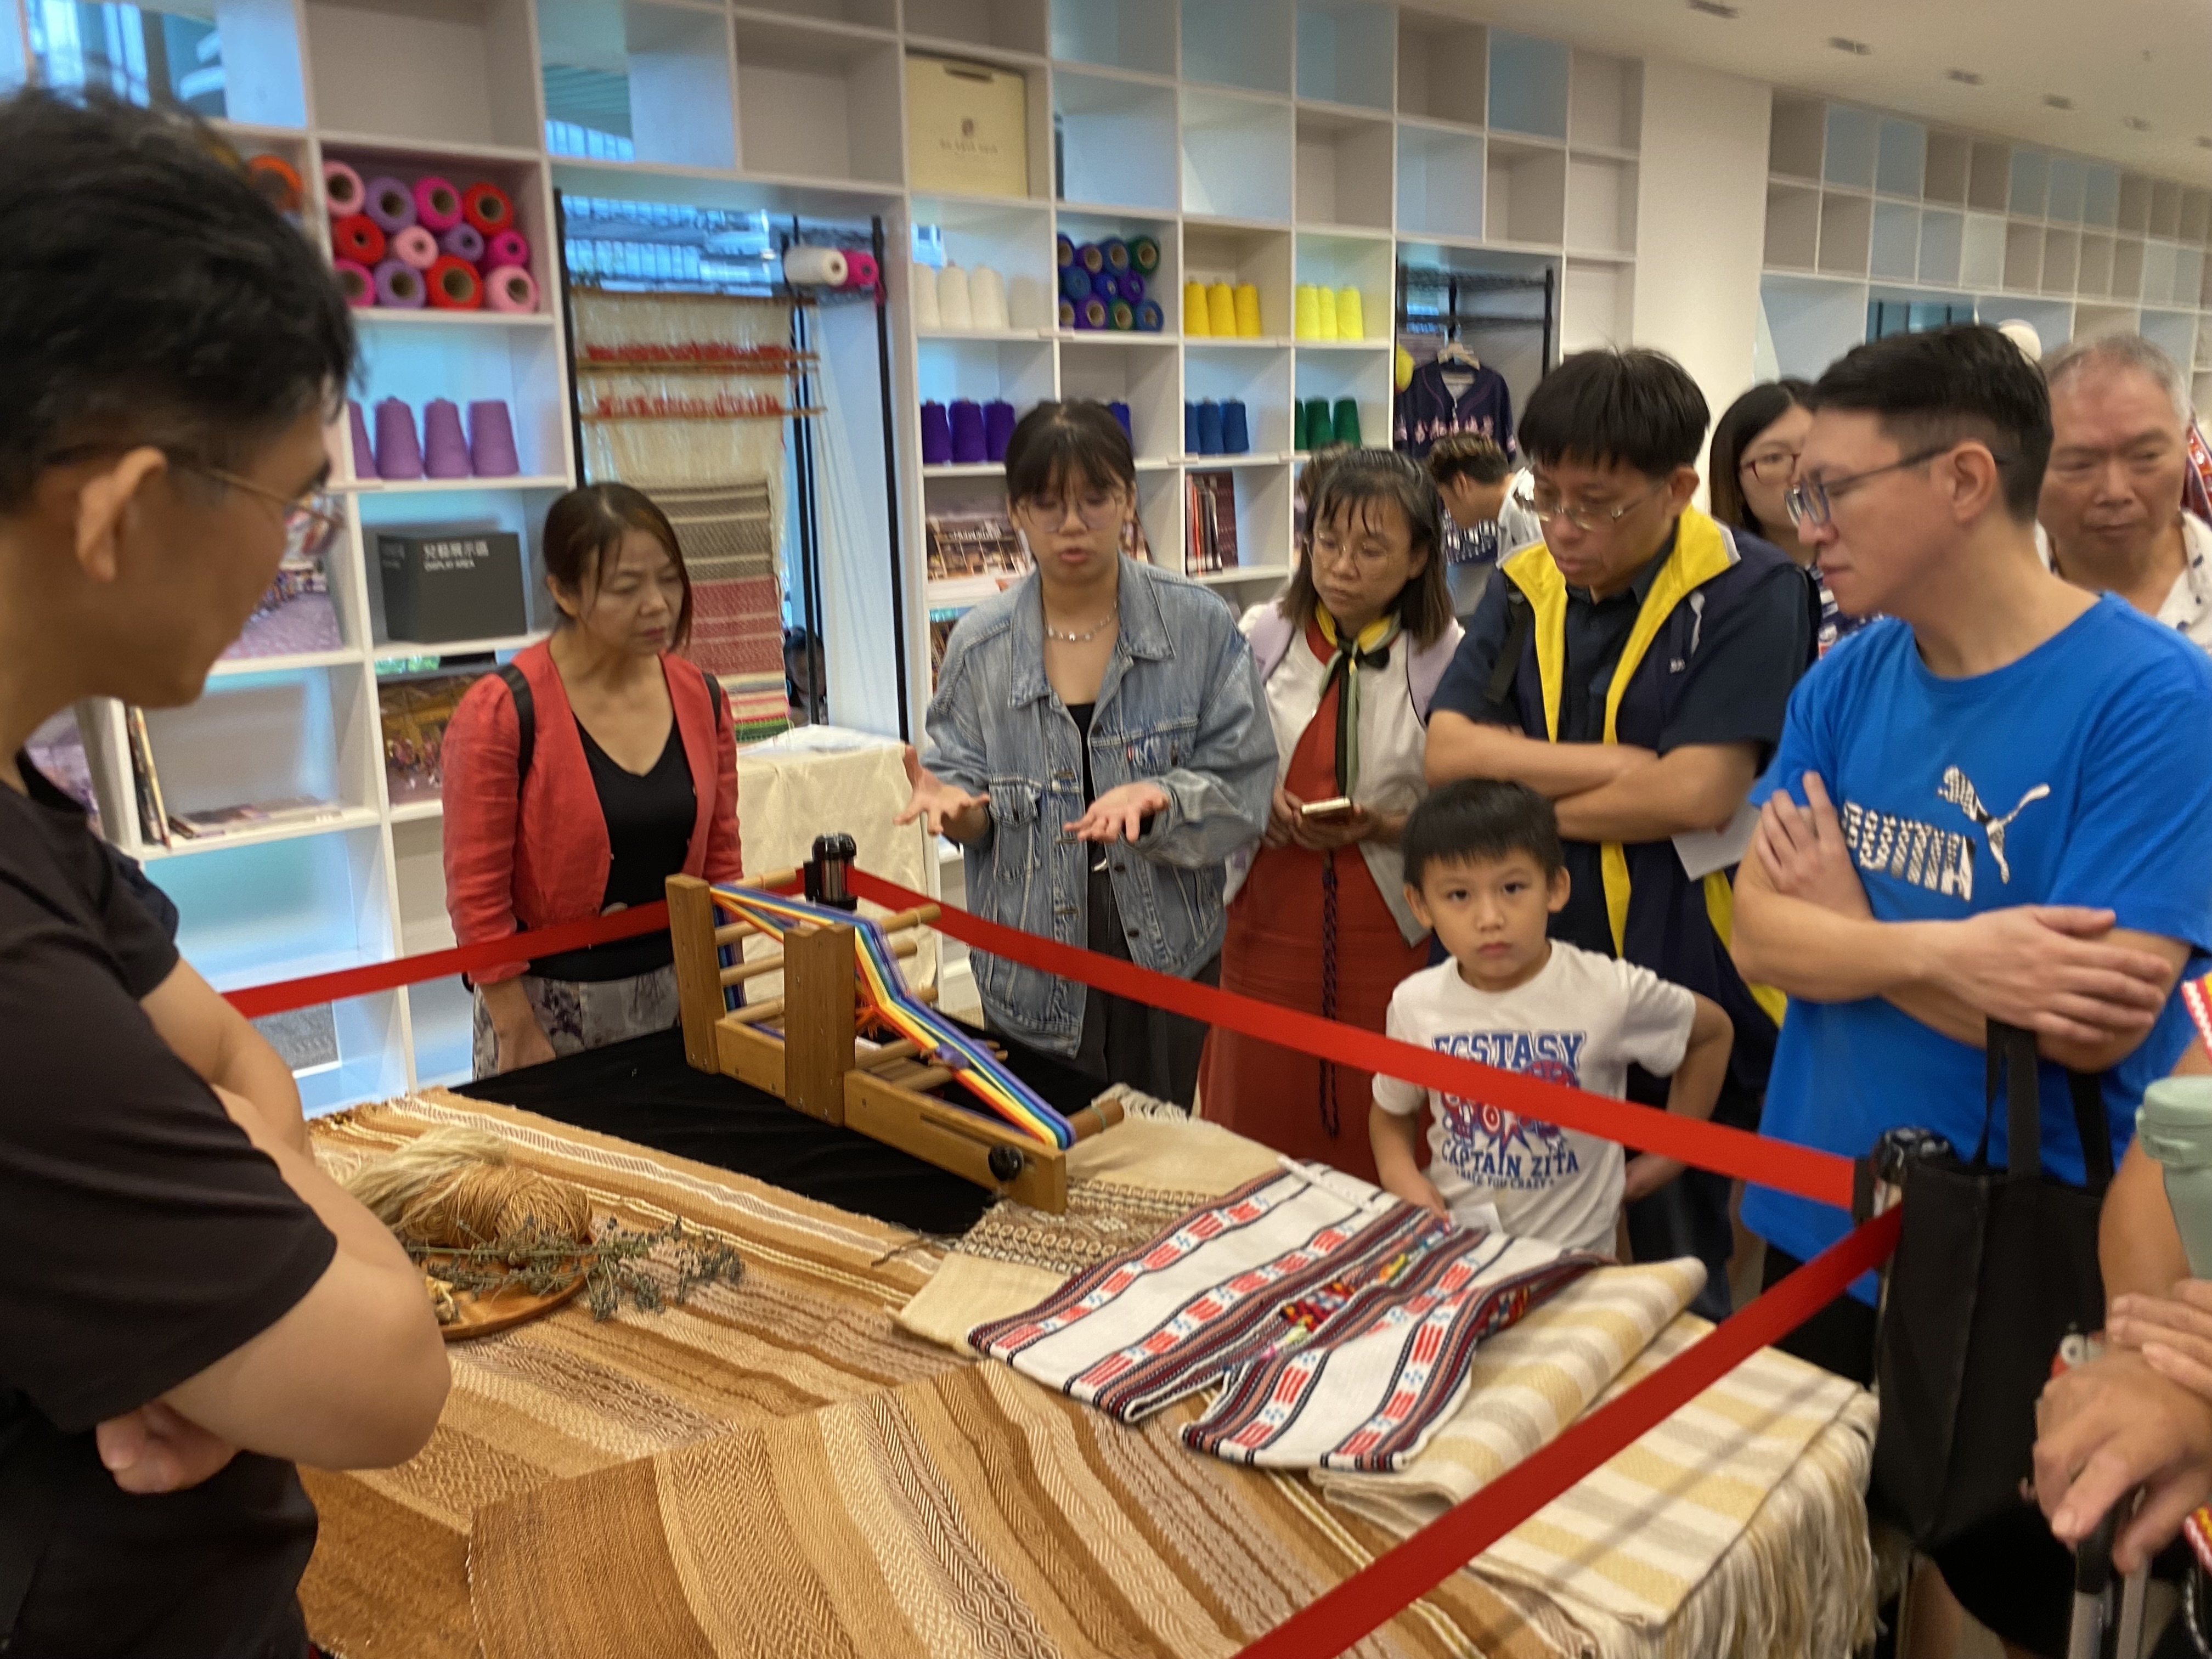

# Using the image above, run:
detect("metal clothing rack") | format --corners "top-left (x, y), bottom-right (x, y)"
top-left (1393, 265), bottom-right (1557, 371)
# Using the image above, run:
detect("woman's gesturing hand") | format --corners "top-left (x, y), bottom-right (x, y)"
top-left (894, 744), bottom-right (991, 841)
top-left (1066, 781), bottom-right (1171, 844)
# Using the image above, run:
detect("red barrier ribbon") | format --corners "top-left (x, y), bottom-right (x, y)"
top-left (1237, 1205), bottom-right (1900, 1659)
top-left (847, 870), bottom-right (1857, 1211)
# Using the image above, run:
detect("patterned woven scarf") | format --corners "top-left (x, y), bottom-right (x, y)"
top-left (1312, 604), bottom-right (1401, 798)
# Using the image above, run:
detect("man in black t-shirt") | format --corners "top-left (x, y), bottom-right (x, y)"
top-left (0, 93), bottom-right (448, 1657)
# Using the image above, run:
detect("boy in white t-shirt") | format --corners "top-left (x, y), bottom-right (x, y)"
top-left (1370, 780), bottom-right (1734, 1255)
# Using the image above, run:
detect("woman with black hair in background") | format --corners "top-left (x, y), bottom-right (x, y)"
top-left (1709, 377), bottom-right (1861, 656)
top-left (897, 401), bottom-right (1274, 1107)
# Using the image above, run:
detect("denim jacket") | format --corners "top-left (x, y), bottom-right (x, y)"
top-left (923, 556), bottom-right (1276, 1056)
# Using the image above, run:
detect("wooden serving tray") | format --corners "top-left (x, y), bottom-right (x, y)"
top-left (427, 1267), bottom-right (586, 1342)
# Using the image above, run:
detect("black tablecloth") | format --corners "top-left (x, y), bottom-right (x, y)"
top-left (455, 1025), bottom-right (1102, 1236)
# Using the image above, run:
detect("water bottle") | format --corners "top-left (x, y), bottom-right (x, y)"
top-left (2135, 1076), bottom-right (2212, 1277)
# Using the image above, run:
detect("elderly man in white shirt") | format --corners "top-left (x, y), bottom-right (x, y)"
top-left (2039, 330), bottom-right (2212, 647)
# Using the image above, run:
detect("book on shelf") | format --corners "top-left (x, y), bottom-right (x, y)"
top-left (167, 797), bottom-right (348, 840)
top-left (928, 611), bottom-right (962, 687)
top-left (924, 511), bottom-right (1030, 584)
top-left (379, 672), bottom-right (481, 806)
top-left (222, 532), bottom-right (342, 662)
top-left (125, 706), bottom-right (170, 848)
top-left (24, 707), bottom-right (103, 836)
top-left (1184, 471), bottom-right (1239, 575)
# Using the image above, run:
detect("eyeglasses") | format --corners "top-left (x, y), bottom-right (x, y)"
top-left (1784, 445), bottom-right (2005, 529)
top-left (1528, 480), bottom-right (1666, 533)
top-left (1309, 528), bottom-right (1401, 571)
top-left (176, 459), bottom-right (346, 562)
top-left (1014, 487), bottom-right (1126, 528)
top-left (1739, 450), bottom-right (1800, 484)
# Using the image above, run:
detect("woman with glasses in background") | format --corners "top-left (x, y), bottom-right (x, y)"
top-left (896, 401), bottom-right (1274, 1107)
top-left (1710, 378), bottom-right (1865, 657)
top-left (1199, 451), bottom-right (1460, 1178)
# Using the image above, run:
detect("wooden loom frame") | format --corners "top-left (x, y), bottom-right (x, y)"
top-left (665, 855), bottom-right (1120, 1214)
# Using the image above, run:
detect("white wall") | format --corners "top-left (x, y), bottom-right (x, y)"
top-left (1632, 56), bottom-right (1774, 481)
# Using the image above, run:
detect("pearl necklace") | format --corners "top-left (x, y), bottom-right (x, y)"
top-left (1044, 613), bottom-right (1117, 644)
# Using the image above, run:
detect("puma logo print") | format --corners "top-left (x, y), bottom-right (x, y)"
top-left (1937, 768), bottom-right (2051, 884)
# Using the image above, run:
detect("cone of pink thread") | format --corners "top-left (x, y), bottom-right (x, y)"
top-left (421, 398), bottom-right (471, 478)
top-left (373, 398), bottom-right (422, 480)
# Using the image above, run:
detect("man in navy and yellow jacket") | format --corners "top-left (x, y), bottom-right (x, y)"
top-left (1423, 348), bottom-right (1815, 1314)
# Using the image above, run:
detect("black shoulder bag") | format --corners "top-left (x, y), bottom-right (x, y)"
top-left (1867, 1019), bottom-right (2113, 1548)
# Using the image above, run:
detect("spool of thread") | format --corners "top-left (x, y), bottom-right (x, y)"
top-left (1056, 233), bottom-right (1076, 269)
top-left (1109, 299), bottom-right (1135, 330)
top-left (1108, 401), bottom-right (1132, 440)
top-left (1006, 274), bottom-right (1050, 329)
top-left (1292, 400), bottom-right (1308, 452)
top-left (323, 159), bottom-right (364, 217)
top-left (1183, 281), bottom-right (1211, 336)
top-left (347, 399), bottom-right (376, 478)
top-left (347, 1128), bottom-right (595, 1250)
top-left (483, 229), bottom-right (531, 272)
top-left (1315, 285), bottom-right (1338, 340)
top-left (413, 176), bottom-right (462, 232)
top-left (461, 181), bottom-right (512, 234)
top-left (1078, 295), bottom-right (1108, 330)
top-left (1294, 285), bottom-right (1321, 340)
top-left (1090, 269), bottom-right (1120, 302)
top-left (842, 250), bottom-right (879, 292)
top-left (1233, 283), bottom-right (1262, 337)
top-left (374, 398), bottom-right (423, 480)
top-left (937, 263), bottom-right (974, 329)
top-left (1103, 238), bottom-right (1130, 273)
top-left (949, 399), bottom-right (987, 464)
top-left (969, 264), bottom-right (1008, 329)
top-left (1118, 272), bottom-right (1146, 305)
top-left (1058, 298), bottom-right (1077, 329)
top-left (363, 175), bottom-right (415, 233)
top-left (1130, 235), bottom-right (1161, 274)
top-left (1184, 402), bottom-right (1202, 454)
top-left (439, 222), bottom-right (484, 263)
top-left (331, 214), bottom-right (386, 266)
top-left (1206, 281), bottom-right (1235, 336)
top-left (1302, 397), bottom-right (1331, 450)
top-left (247, 154), bottom-right (303, 216)
top-left (485, 266), bottom-right (538, 314)
top-left (912, 264), bottom-right (941, 329)
top-left (334, 258), bottom-right (374, 308)
top-left (373, 259), bottom-right (425, 308)
top-left (1221, 399), bottom-right (1250, 454)
top-left (427, 255), bottom-right (483, 309)
top-left (1333, 397), bottom-right (1361, 445)
top-left (920, 402), bottom-right (953, 465)
top-left (1136, 299), bottom-right (1164, 331)
top-left (390, 224), bottom-right (438, 271)
top-left (1078, 242), bottom-right (1104, 274)
top-left (467, 399), bottom-right (520, 477)
top-left (1195, 399), bottom-right (1224, 456)
top-left (1335, 286), bottom-right (1364, 341)
top-left (983, 399), bottom-right (1017, 463)
top-left (1060, 264), bottom-right (1094, 304)
top-left (781, 244), bottom-right (848, 286)
top-left (421, 398), bottom-right (471, 478)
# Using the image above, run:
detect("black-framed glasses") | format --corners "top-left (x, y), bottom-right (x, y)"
top-left (176, 459), bottom-right (346, 563)
top-left (1784, 444), bottom-right (2011, 529)
top-left (1528, 479), bottom-right (1667, 533)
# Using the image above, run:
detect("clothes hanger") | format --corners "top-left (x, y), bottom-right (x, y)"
top-left (1435, 336), bottom-right (1480, 369)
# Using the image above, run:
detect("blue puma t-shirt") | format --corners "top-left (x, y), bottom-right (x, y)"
top-left (1743, 595), bottom-right (2212, 1296)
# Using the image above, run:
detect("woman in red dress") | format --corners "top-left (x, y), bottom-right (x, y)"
top-left (1200, 451), bottom-right (1461, 1178)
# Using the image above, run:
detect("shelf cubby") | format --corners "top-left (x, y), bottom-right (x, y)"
top-left (1961, 212), bottom-right (2006, 289)
top-left (1180, 0), bottom-right (1291, 92)
top-left (142, 665), bottom-right (379, 838)
top-left (2041, 228), bottom-right (2080, 297)
top-left (1054, 69), bottom-right (1178, 210)
top-left (1765, 182), bottom-right (1820, 270)
top-left (355, 484), bottom-right (565, 650)
top-left (1058, 339), bottom-right (1180, 460)
top-left (1293, 229), bottom-right (1391, 340)
top-left (2078, 233), bottom-right (2114, 299)
top-left (1183, 221), bottom-right (1293, 336)
top-left (2145, 241), bottom-right (2181, 308)
top-left (1923, 132), bottom-right (1971, 207)
top-left (538, 0), bottom-right (739, 171)
top-left (1295, 1), bottom-right (1392, 111)
top-left (304, 0), bottom-right (540, 150)
top-left (1186, 343), bottom-right (1294, 454)
top-left (2007, 149), bottom-right (2047, 219)
top-left (1181, 89), bottom-right (1295, 222)
top-left (1818, 192), bottom-right (1871, 277)
top-left (1397, 124), bottom-right (1483, 240)
top-left (2142, 309), bottom-right (2199, 371)
top-left (1484, 140), bottom-right (1565, 247)
top-left (1560, 257), bottom-right (1631, 354)
top-left (917, 336), bottom-right (1056, 411)
top-left (2073, 302), bottom-right (2138, 343)
top-left (1294, 106), bottom-right (1393, 230)
top-left (1135, 467), bottom-right (1186, 573)
top-left (1822, 105), bottom-right (1875, 190)
top-left (149, 821), bottom-right (392, 991)
top-left (2113, 238), bottom-right (2146, 302)
top-left (2047, 155), bottom-right (2086, 225)
top-left (732, 18), bottom-right (903, 184)
top-left (2185, 190), bottom-right (2212, 246)
top-left (1291, 345), bottom-right (1388, 454)
top-left (1875, 117), bottom-right (1923, 200)
top-left (405, 976), bottom-right (477, 1090)
top-left (2085, 165), bottom-right (2120, 229)
top-left (2182, 249), bottom-right (2207, 306)
top-left (2003, 220), bottom-right (2042, 292)
top-left (1395, 11), bottom-right (1483, 128)
top-left (1977, 296), bottom-right (2072, 354)
top-left (352, 320), bottom-right (569, 484)
top-left (1056, 207), bottom-right (1181, 327)
top-left (1564, 153), bottom-right (1634, 256)
top-left (1047, 0), bottom-right (1176, 76)
top-left (904, 0), bottom-right (1051, 55)
top-left (1486, 29), bottom-right (1566, 142)
top-left (1762, 274), bottom-right (1871, 381)
top-left (912, 193), bottom-right (1058, 329)
top-left (2154, 182), bottom-right (2185, 240)
top-left (1567, 50), bottom-right (1639, 153)
top-left (1185, 459), bottom-right (1293, 577)
top-left (1769, 94), bottom-right (1825, 182)
top-left (1870, 201), bottom-right (1918, 282)
top-left (1918, 208), bottom-right (1963, 287)
top-left (1968, 140), bottom-right (2010, 213)
top-left (2120, 174), bottom-right (2154, 235)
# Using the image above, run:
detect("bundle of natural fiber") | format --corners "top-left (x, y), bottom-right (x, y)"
top-left (343, 1125), bottom-right (593, 1249)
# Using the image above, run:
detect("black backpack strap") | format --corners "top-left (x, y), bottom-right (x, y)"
top-left (1486, 585), bottom-right (1534, 716)
top-left (495, 662), bottom-right (535, 786)
top-left (2069, 1070), bottom-right (2114, 1191)
top-left (698, 663), bottom-right (729, 738)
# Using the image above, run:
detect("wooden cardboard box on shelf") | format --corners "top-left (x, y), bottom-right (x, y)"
top-left (907, 54), bottom-right (1029, 199)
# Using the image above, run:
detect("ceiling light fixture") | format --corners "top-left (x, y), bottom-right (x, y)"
top-left (2043, 94), bottom-right (2074, 111)
top-left (1686, 0), bottom-right (1740, 15)
top-left (2125, 116), bottom-right (2152, 131)
top-left (1946, 68), bottom-right (1983, 85)
top-left (1828, 36), bottom-right (1873, 55)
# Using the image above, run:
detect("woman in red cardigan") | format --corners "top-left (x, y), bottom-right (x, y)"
top-left (443, 484), bottom-right (741, 1075)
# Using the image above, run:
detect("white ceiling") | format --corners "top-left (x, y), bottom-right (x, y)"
top-left (1421, 0), bottom-right (2212, 185)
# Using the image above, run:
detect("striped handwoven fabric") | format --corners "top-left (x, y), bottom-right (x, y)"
top-left (972, 1163), bottom-right (1596, 1471)
top-left (652, 481), bottom-right (789, 743)
top-left (469, 1358), bottom-right (1580, 1659)
top-left (299, 1091), bottom-right (960, 1659)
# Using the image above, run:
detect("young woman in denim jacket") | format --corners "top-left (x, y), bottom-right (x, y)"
top-left (898, 402), bottom-right (1274, 1105)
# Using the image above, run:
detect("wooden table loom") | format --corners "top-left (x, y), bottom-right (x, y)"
top-left (665, 840), bottom-right (1121, 1214)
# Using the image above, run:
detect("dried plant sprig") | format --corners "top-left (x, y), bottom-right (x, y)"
top-left (408, 1216), bottom-right (743, 1324)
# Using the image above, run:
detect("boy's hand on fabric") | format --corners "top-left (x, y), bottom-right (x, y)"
top-left (2111, 1283), bottom-right (2212, 1402)
top-left (97, 1400), bottom-right (240, 1495)
top-left (1935, 906), bottom-right (2170, 1043)
top-left (1622, 1153), bottom-right (1685, 1204)
top-left (1385, 1171), bottom-right (1452, 1221)
top-left (1066, 782), bottom-right (1170, 843)
top-left (1753, 773), bottom-right (1870, 918)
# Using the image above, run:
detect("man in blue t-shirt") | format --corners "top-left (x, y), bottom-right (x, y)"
top-left (1733, 323), bottom-right (2212, 1655)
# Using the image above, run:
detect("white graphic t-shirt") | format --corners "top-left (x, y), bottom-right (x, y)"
top-left (1373, 945), bottom-right (1696, 1254)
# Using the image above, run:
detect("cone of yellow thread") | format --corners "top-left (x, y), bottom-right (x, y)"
top-left (1184, 280), bottom-right (1211, 336)
top-left (1233, 281), bottom-right (1262, 337)
top-left (1294, 284), bottom-right (1321, 340)
top-left (1207, 281), bottom-right (1236, 336)
top-left (1335, 285), bottom-right (1364, 341)
top-left (1314, 284), bottom-right (1338, 340)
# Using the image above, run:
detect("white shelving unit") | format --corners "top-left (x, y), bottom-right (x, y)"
top-left (1760, 91), bottom-right (2212, 414)
top-left (5, 0), bottom-right (1645, 1102)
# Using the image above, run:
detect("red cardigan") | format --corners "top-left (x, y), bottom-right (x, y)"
top-left (442, 640), bottom-right (742, 983)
